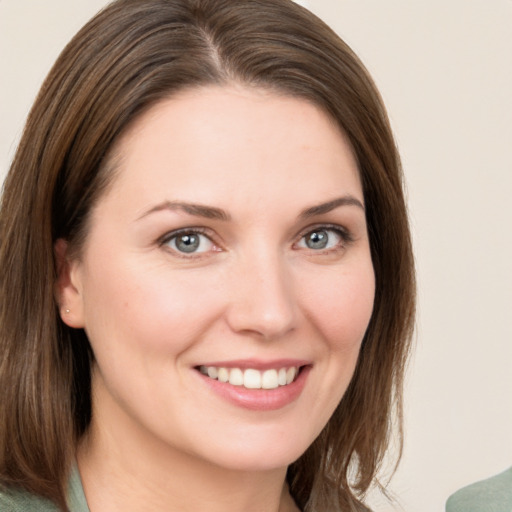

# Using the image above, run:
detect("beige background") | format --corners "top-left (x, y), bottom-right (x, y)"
top-left (1, 1), bottom-right (511, 510)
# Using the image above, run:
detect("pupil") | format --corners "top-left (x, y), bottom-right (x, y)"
top-left (307, 231), bottom-right (328, 249)
top-left (176, 234), bottom-right (199, 253)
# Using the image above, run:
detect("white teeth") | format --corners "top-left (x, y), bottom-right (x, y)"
top-left (229, 368), bottom-right (244, 386)
top-left (199, 365), bottom-right (300, 389)
top-left (244, 369), bottom-right (262, 389)
top-left (218, 367), bottom-right (229, 383)
top-left (286, 367), bottom-right (297, 385)
top-left (262, 369), bottom-right (278, 389)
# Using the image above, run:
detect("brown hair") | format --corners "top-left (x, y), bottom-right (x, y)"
top-left (0, 0), bottom-right (415, 510)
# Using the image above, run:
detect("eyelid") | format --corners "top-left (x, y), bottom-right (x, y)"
top-left (293, 223), bottom-right (355, 255)
top-left (158, 227), bottom-right (222, 256)
top-left (296, 223), bottom-right (354, 244)
top-left (158, 226), bottom-right (208, 244)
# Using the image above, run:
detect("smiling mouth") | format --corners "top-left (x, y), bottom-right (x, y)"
top-left (197, 365), bottom-right (301, 390)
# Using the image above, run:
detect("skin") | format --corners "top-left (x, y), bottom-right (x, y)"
top-left (57, 85), bottom-right (375, 512)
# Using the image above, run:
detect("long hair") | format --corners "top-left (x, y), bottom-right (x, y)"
top-left (0, 1), bottom-right (415, 510)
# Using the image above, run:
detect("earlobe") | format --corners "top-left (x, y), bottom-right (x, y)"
top-left (54, 238), bottom-right (86, 328)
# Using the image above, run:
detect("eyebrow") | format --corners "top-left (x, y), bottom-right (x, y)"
top-left (138, 201), bottom-right (231, 221)
top-left (299, 195), bottom-right (365, 219)
top-left (138, 195), bottom-right (364, 222)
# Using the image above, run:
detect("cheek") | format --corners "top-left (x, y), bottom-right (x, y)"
top-left (80, 255), bottom-right (225, 357)
top-left (300, 264), bottom-right (375, 351)
top-left (292, 263), bottom-right (375, 440)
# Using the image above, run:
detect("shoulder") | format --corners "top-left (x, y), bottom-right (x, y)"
top-left (446, 467), bottom-right (512, 512)
top-left (0, 487), bottom-right (59, 512)
top-left (0, 464), bottom-right (88, 512)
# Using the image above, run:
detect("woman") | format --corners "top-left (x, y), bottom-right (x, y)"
top-left (0, 0), bottom-right (415, 510)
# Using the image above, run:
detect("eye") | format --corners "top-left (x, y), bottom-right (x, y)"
top-left (162, 230), bottom-right (216, 254)
top-left (296, 227), bottom-right (347, 251)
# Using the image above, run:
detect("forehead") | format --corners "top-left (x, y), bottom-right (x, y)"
top-left (100, 85), bottom-right (362, 217)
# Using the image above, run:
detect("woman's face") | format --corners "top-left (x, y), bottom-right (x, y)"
top-left (61, 86), bottom-right (375, 472)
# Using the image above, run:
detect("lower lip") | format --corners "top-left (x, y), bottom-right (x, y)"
top-left (196, 366), bottom-right (311, 411)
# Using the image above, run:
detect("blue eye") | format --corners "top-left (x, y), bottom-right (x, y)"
top-left (164, 231), bottom-right (214, 254)
top-left (298, 228), bottom-right (345, 251)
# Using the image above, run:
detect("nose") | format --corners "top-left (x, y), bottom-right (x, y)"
top-left (225, 251), bottom-right (298, 340)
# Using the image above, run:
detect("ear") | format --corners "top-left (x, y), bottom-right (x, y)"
top-left (54, 238), bottom-right (86, 328)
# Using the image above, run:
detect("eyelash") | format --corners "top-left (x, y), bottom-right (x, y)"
top-left (295, 224), bottom-right (354, 253)
top-left (158, 224), bottom-right (353, 257)
top-left (158, 227), bottom-right (219, 257)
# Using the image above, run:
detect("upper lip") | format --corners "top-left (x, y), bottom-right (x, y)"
top-left (195, 359), bottom-right (311, 370)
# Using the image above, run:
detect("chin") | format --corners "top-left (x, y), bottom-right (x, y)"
top-left (193, 429), bottom-right (315, 473)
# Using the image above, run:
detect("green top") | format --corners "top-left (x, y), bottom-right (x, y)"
top-left (0, 465), bottom-right (89, 512)
top-left (446, 467), bottom-right (512, 512)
